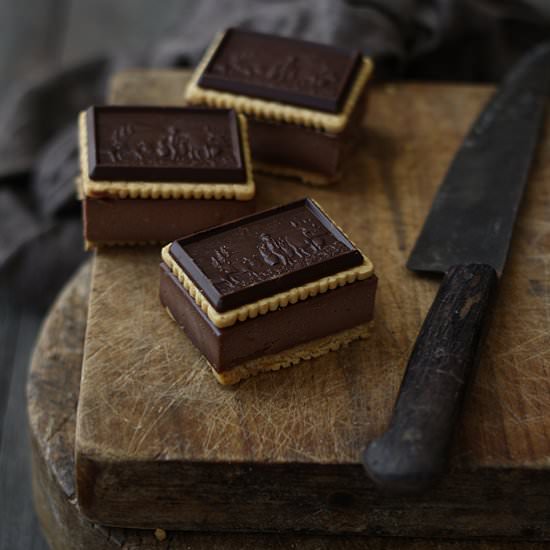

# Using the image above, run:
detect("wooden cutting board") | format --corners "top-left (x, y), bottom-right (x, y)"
top-left (75, 70), bottom-right (550, 538)
top-left (30, 263), bottom-right (550, 550)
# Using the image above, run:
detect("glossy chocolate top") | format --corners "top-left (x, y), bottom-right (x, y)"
top-left (199, 29), bottom-right (361, 113)
top-left (86, 106), bottom-right (246, 182)
top-left (169, 198), bottom-right (363, 311)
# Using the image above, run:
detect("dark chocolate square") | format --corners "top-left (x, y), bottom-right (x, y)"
top-left (169, 198), bottom-right (363, 312)
top-left (199, 29), bottom-right (362, 113)
top-left (86, 106), bottom-right (246, 183)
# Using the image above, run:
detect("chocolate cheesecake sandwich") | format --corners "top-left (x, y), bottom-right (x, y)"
top-left (78, 106), bottom-right (255, 247)
top-left (184, 29), bottom-right (374, 185)
top-left (160, 198), bottom-right (377, 384)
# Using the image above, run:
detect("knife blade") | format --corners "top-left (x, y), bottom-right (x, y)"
top-left (362, 42), bottom-right (550, 494)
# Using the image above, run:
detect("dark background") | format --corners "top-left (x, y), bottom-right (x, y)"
top-left (1, 1), bottom-right (549, 547)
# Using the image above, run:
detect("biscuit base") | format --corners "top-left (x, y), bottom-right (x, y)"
top-left (84, 239), bottom-right (161, 251)
top-left (212, 321), bottom-right (373, 385)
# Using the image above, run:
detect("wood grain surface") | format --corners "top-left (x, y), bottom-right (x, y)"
top-left (28, 259), bottom-right (550, 549)
top-left (75, 71), bottom-right (550, 536)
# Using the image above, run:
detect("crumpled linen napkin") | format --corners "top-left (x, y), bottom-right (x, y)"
top-left (0, 0), bottom-right (547, 311)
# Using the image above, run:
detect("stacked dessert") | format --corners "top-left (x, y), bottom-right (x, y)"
top-left (185, 28), bottom-right (374, 185)
top-left (160, 198), bottom-right (377, 384)
top-left (79, 106), bottom-right (255, 246)
top-left (77, 28), bottom-right (377, 383)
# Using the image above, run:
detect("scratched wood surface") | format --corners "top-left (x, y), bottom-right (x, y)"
top-left (74, 70), bottom-right (550, 536)
top-left (28, 261), bottom-right (550, 550)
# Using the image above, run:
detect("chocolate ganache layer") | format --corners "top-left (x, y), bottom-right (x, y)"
top-left (84, 196), bottom-right (255, 245)
top-left (160, 263), bottom-right (377, 372)
top-left (248, 89), bottom-right (367, 178)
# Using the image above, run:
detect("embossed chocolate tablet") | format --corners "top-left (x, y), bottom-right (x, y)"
top-left (169, 198), bottom-right (363, 311)
top-left (199, 29), bottom-right (361, 113)
top-left (186, 29), bottom-right (374, 185)
top-left (86, 106), bottom-right (246, 182)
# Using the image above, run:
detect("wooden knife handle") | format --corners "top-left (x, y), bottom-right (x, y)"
top-left (362, 263), bottom-right (498, 494)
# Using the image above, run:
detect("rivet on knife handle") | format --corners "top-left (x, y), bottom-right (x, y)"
top-left (362, 264), bottom-right (497, 494)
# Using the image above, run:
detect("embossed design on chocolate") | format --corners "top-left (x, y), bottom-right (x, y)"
top-left (207, 216), bottom-right (349, 295)
top-left (211, 52), bottom-right (340, 99)
top-left (169, 198), bottom-right (363, 311)
top-left (199, 29), bottom-right (361, 113)
top-left (86, 106), bottom-right (246, 182)
top-left (100, 123), bottom-right (237, 168)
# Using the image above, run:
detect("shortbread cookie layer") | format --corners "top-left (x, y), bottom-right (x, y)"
top-left (84, 239), bottom-right (159, 251)
top-left (212, 321), bottom-right (373, 385)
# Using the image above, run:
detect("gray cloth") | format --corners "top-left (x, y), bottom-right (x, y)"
top-left (0, 0), bottom-right (548, 311)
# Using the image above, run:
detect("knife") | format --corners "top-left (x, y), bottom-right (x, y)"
top-left (362, 42), bottom-right (550, 494)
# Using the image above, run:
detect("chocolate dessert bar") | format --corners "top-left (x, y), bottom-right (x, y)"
top-left (78, 106), bottom-right (255, 247)
top-left (160, 198), bottom-right (377, 384)
top-left (185, 29), bottom-right (374, 185)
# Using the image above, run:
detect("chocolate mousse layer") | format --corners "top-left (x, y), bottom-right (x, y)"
top-left (160, 263), bottom-right (377, 372)
top-left (84, 196), bottom-right (255, 245)
top-left (248, 91), bottom-right (367, 181)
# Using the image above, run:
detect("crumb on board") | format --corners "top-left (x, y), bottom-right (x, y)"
top-left (154, 528), bottom-right (167, 542)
